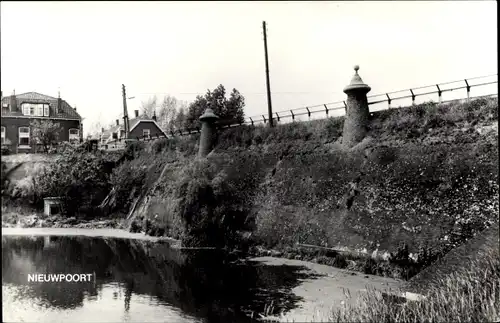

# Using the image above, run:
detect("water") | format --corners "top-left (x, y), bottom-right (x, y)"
top-left (2, 235), bottom-right (319, 323)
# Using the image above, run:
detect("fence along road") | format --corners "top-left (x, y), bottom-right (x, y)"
top-left (131, 74), bottom-right (497, 142)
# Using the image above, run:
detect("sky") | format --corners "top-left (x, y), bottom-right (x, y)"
top-left (1, 1), bottom-right (497, 135)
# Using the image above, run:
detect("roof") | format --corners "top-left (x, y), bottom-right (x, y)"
top-left (1, 92), bottom-right (82, 120)
top-left (100, 116), bottom-right (165, 141)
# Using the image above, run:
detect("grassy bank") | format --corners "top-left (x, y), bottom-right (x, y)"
top-left (114, 97), bottom-right (498, 279)
top-left (330, 225), bottom-right (499, 323)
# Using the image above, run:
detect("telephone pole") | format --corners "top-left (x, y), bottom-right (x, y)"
top-left (122, 84), bottom-right (130, 139)
top-left (262, 21), bottom-right (274, 127)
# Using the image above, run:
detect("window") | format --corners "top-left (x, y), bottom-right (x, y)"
top-left (1, 127), bottom-right (5, 145)
top-left (143, 129), bottom-right (150, 137)
top-left (21, 103), bottom-right (50, 116)
top-left (112, 132), bottom-right (118, 140)
top-left (19, 127), bottom-right (30, 146)
top-left (69, 128), bottom-right (79, 144)
top-left (22, 104), bottom-right (30, 115)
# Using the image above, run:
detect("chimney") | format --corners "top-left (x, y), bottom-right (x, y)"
top-left (116, 119), bottom-right (119, 126)
top-left (152, 110), bottom-right (157, 122)
top-left (101, 127), bottom-right (105, 133)
top-left (57, 91), bottom-right (62, 115)
top-left (134, 110), bottom-right (139, 118)
top-left (10, 89), bottom-right (17, 112)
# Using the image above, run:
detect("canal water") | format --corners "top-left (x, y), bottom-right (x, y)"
top-left (2, 234), bottom-right (319, 323)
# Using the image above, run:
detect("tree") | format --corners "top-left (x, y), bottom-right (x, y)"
top-left (140, 95), bottom-right (157, 118)
top-left (30, 119), bottom-right (61, 153)
top-left (173, 107), bottom-right (187, 131)
top-left (157, 95), bottom-right (188, 132)
top-left (226, 88), bottom-right (245, 125)
top-left (184, 85), bottom-right (246, 129)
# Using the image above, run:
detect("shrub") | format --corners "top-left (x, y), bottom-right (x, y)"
top-left (109, 159), bottom-right (148, 213)
top-left (1, 146), bottom-right (11, 155)
top-left (31, 151), bottom-right (112, 217)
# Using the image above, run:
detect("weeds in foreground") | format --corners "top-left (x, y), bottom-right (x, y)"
top-left (330, 247), bottom-right (500, 323)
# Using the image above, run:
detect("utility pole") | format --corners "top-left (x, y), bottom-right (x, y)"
top-left (122, 84), bottom-right (130, 139)
top-left (263, 21), bottom-right (274, 127)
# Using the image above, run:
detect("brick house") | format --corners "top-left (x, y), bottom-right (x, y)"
top-left (1, 91), bottom-right (83, 153)
top-left (99, 109), bottom-right (166, 149)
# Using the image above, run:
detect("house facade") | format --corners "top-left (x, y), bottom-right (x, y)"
top-left (99, 109), bottom-right (166, 150)
top-left (1, 91), bottom-right (83, 153)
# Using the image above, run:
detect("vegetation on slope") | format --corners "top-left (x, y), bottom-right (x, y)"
top-left (330, 225), bottom-right (499, 323)
top-left (117, 98), bottom-right (498, 277)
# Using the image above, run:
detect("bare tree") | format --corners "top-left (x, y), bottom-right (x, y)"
top-left (140, 96), bottom-right (157, 118)
top-left (156, 95), bottom-right (188, 132)
top-left (30, 119), bottom-right (61, 153)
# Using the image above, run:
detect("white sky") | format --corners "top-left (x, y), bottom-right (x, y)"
top-left (1, 1), bottom-right (497, 135)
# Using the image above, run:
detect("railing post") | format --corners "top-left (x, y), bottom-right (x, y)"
top-left (290, 110), bottom-right (295, 121)
top-left (464, 79), bottom-right (471, 102)
top-left (386, 93), bottom-right (391, 109)
top-left (436, 84), bottom-right (442, 103)
top-left (324, 104), bottom-right (329, 116)
top-left (410, 89), bottom-right (416, 105)
top-left (343, 101), bottom-right (347, 113)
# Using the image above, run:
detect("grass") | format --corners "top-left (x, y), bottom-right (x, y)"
top-left (258, 229), bottom-right (499, 322)
top-left (329, 245), bottom-right (499, 323)
top-left (216, 97), bottom-right (498, 149)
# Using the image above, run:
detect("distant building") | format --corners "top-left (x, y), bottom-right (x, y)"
top-left (1, 91), bottom-right (83, 153)
top-left (99, 109), bottom-right (166, 150)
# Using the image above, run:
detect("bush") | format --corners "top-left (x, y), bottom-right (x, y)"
top-left (109, 159), bottom-right (148, 213)
top-left (1, 146), bottom-right (11, 155)
top-left (173, 155), bottom-right (260, 248)
top-left (31, 151), bottom-right (113, 217)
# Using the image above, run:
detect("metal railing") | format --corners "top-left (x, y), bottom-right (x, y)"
top-left (100, 73), bottom-right (498, 146)
top-left (242, 73), bottom-right (498, 125)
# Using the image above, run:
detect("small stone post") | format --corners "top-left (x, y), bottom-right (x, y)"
top-left (342, 65), bottom-right (371, 148)
top-left (198, 108), bottom-right (219, 157)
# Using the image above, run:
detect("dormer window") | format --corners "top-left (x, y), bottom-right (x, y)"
top-left (112, 132), bottom-right (118, 140)
top-left (21, 103), bottom-right (50, 116)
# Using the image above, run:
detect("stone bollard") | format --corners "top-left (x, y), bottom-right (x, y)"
top-left (342, 65), bottom-right (371, 148)
top-left (198, 108), bottom-right (219, 157)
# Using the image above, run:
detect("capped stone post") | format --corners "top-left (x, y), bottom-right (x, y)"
top-left (342, 65), bottom-right (371, 148)
top-left (198, 108), bottom-right (219, 157)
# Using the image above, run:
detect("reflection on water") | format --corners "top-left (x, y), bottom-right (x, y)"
top-left (2, 235), bottom-right (318, 322)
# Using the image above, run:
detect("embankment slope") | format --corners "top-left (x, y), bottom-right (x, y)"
top-left (129, 98), bottom-right (498, 262)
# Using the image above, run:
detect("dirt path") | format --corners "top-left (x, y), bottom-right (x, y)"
top-left (252, 257), bottom-right (403, 322)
